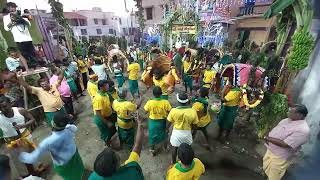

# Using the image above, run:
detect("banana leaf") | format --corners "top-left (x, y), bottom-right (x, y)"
top-left (263, 0), bottom-right (295, 19)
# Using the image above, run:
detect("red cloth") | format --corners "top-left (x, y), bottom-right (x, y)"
top-left (178, 47), bottom-right (185, 56)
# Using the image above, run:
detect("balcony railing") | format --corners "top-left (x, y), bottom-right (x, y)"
top-left (238, 4), bottom-right (271, 17)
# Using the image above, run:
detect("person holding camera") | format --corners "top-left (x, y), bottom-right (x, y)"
top-left (3, 2), bottom-right (37, 69)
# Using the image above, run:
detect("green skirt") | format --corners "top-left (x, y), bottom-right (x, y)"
top-left (67, 79), bottom-right (78, 94)
top-left (94, 115), bottom-right (117, 142)
top-left (128, 80), bottom-right (139, 95)
top-left (148, 119), bottom-right (167, 145)
top-left (118, 127), bottom-right (135, 147)
top-left (116, 75), bottom-right (125, 88)
top-left (45, 107), bottom-right (66, 124)
top-left (183, 74), bottom-right (193, 89)
top-left (217, 105), bottom-right (239, 130)
top-left (53, 150), bottom-right (84, 180)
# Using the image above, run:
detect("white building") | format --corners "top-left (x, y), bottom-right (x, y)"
top-left (64, 7), bottom-right (137, 41)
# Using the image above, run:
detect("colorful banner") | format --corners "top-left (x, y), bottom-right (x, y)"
top-left (172, 25), bottom-right (196, 34)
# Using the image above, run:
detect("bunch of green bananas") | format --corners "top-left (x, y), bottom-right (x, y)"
top-left (287, 29), bottom-right (315, 70)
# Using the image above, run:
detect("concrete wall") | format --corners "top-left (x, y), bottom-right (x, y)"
top-left (142, 0), bottom-right (167, 29)
top-left (249, 30), bottom-right (268, 45)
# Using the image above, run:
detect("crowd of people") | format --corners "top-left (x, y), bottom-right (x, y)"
top-left (0, 40), bottom-right (313, 180)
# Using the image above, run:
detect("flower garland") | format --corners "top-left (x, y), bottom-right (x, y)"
top-left (241, 84), bottom-right (264, 109)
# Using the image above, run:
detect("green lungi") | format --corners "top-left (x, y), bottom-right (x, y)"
top-left (115, 74), bottom-right (125, 88)
top-left (183, 74), bottom-right (193, 89)
top-left (160, 95), bottom-right (169, 100)
top-left (67, 79), bottom-right (78, 94)
top-left (94, 115), bottom-right (117, 142)
top-left (138, 59), bottom-right (144, 71)
top-left (128, 80), bottom-right (139, 95)
top-left (45, 107), bottom-right (66, 124)
top-left (148, 119), bottom-right (167, 145)
top-left (118, 127), bottom-right (135, 147)
top-left (217, 105), bottom-right (239, 130)
top-left (53, 150), bottom-right (84, 180)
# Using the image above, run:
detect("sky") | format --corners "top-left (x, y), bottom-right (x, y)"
top-left (10, 0), bottom-right (136, 16)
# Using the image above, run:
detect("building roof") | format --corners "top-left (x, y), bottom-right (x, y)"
top-left (64, 12), bottom-right (87, 19)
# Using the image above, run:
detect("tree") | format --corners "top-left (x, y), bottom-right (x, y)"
top-left (134, 0), bottom-right (145, 44)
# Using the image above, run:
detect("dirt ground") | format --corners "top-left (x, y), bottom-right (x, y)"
top-left (5, 80), bottom-right (267, 180)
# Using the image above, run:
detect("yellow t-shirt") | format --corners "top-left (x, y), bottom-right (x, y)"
top-left (127, 63), bottom-right (140, 80)
top-left (166, 158), bottom-right (205, 180)
top-left (144, 98), bottom-right (172, 119)
top-left (203, 70), bottom-right (216, 88)
top-left (167, 107), bottom-right (199, 130)
top-left (171, 68), bottom-right (180, 81)
top-left (87, 80), bottom-right (98, 100)
top-left (183, 61), bottom-right (192, 74)
top-left (224, 88), bottom-right (242, 106)
top-left (92, 91), bottom-right (112, 118)
top-left (124, 151), bottom-right (140, 165)
top-left (153, 76), bottom-right (168, 95)
top-left (77, 59), bottom-right (88, 73)
top-left (112, 99), bottom-right (137, 129)
top-left (192, 102), bottom-right (211, 127)
top-left (31, 84), bottom-right (64, 112)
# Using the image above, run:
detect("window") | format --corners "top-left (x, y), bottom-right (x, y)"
top-left (119, 18), bottom-right (122, 25)
top-left (96, 29), bottom-right (102, 35)
top-left (79, 19), bottom-right (87, 26)
top-left (102, 19), bottom-right (107, 25)
top-left (122, 28), bottom-right (127, 35)
top-left (115, 17), bottom-right (117, 20)
top-left (80, 29), bottom-right (87, 35)
top-left (146, 7), bottom-right (153, 20)
top-left (94, 18), bottom-right (98, 24)
top-left (109, 29), bottom-right (114, 34)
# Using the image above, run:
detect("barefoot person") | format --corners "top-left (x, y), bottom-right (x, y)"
top-left (192, 87), bottom-right (212, 150)
top-left (263, 104), bottom-right (310, 180)
top-left (127, 57), bottom-right (140, 99)
top-left (112, 89), bottom-right (141, 148)
top-left (144, 86), bottom-right (172, 156)
top-left (182, 51), bottom-right (193, 95)
top-left (16, 70), bottom-right (68, 124)
top-left (167, 93), bottom-right (199, 164)
top-left (92, 80), bottom-right (117, 146)
top-left (19, 111), bottom-right (84, 180)
top-left (166, 143), bottom-right (205, 180)
top-left (217, 82), bottom-right (241, 142)
top-left (89, 113), bottom-right (144, 179)
top-left (0, 96), bottom-right (39, 177)
top-left (87, 74), bottom-right (99, 101)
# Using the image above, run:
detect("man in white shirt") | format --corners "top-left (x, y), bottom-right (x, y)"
top-left (5, 47), bottom-right (29, 72)
top-left (3, 2), bottom-right (37, 68)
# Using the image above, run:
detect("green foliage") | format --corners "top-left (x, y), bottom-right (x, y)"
top-left (134, 0), bottom-right (146, 33)
top-left (254, 93), bottom-right (289, 137)
top-left (287, 29), bottom-right (315, 70)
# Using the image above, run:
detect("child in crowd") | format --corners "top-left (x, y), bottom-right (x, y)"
top-left (112, 89), bottom-right (141, 148)
top-left (87, 74), bottom-right (99, 101)
top-left (144, 86), bottom-right (172, 156)
top-left (166, 143), bottom-right (205, 180)
top-left (127, 57), bottom-right (140, 99)
top-left (77, 55), bottom-right (88, 89)
top-left (192, 87), bottom-right (212, 151)
top-left (202, 64), bottom-right (216, 92)
top-left (5, 47), bottom-right (29, 72)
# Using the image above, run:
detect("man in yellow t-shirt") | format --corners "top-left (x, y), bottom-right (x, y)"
top-left (217, 84), bottom-right (242, 142)
top-left (112, 89), bottom-right (140, 147)
top-left (202, 64), bottom-right (216, 90)
top-left (77, 55), bottom-right (88, 89)
top-left (152, 68), bottom-right (169, 100)
top-left (144, 86), bottom-right (172, 156)
top-left (192, 87), bottom-right (212, 151)
top-left (89, 113), bottom-right (144, 179)
top-left (127, 57), bottom-right (140, 98)
top-left (182, 51), bottom-right (193, 95)
top-left (167, 93), bottom-right (199, 164)
top-left (167, 143), bottom-right (205, 180)
top-left (92, 80), bottom-right (117, 146)
top-left (87, 74), bottom-right (98, 101)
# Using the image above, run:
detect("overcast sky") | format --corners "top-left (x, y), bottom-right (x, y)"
top-left (10, 0), bottom-right (136, 16)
